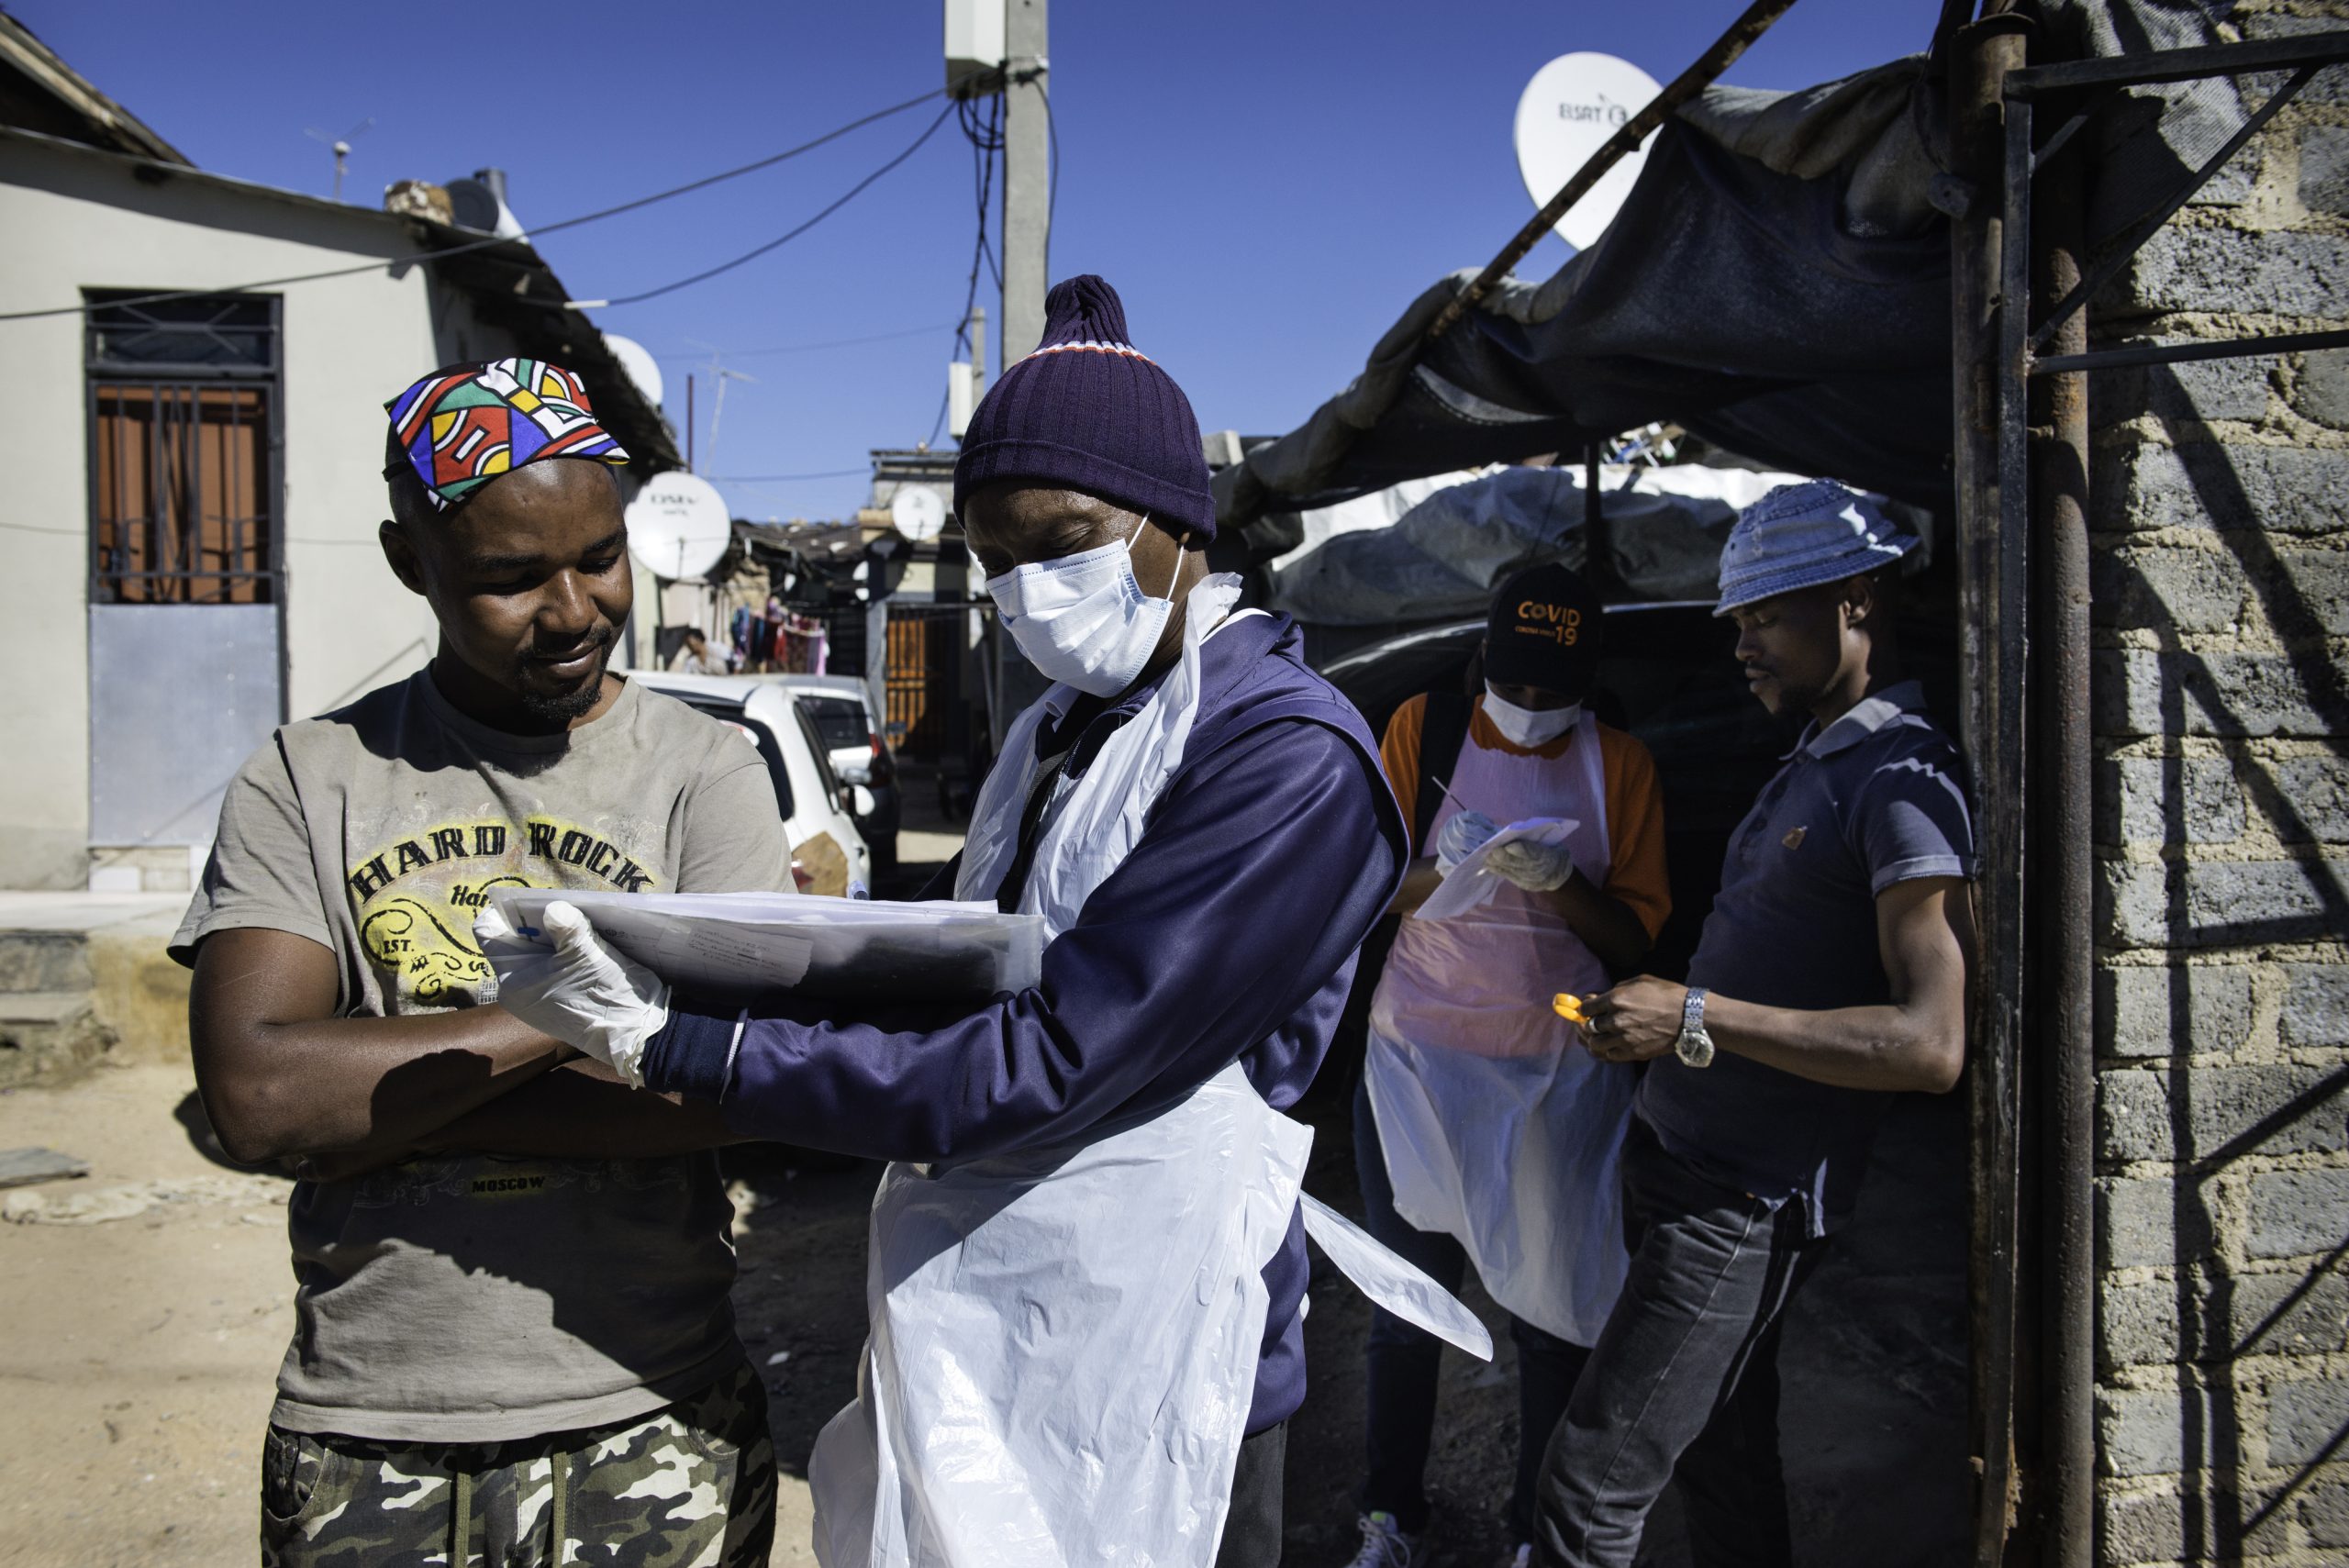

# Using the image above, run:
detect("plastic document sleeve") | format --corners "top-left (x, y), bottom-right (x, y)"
top-left (486, 889), bottom-right (1045, 1004)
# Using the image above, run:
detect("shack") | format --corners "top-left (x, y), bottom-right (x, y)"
top-left (1219, 3), bottom-right (2349, 1563)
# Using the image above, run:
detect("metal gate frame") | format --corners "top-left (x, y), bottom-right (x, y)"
top-left (1955, 24), bottom-right (2349, 1568)
top-left (884, 601), bottom-right (992, 764)
top-left (83, 290), bottom-right (287, 701)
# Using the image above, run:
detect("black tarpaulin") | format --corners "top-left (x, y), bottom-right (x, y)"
top-left (1214, 0), bottom-right (2245, 540)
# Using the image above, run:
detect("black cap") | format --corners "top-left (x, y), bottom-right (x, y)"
top-left (1484, 563), bottom-right (1602, 695)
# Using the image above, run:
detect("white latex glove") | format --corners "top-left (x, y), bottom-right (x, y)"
top-left (476, 902), bottom-right (670, 1086)
top-left (1485, 838), bottom-right (1578, 893)
top-left (1434, 809), bottom-right (1500, 874)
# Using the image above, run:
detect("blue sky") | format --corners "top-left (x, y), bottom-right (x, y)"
top-left (20, 1), bottom-right (1944, 521)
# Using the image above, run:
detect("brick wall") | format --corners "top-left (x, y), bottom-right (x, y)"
top-left (2091, 6), bottom-right (2349, 1562)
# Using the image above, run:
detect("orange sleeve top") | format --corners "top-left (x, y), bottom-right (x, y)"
top-left (1377, 692), bottom-right (1673, 940)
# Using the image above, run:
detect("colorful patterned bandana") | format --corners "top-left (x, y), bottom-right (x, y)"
top-left (384, 358), bottom-right (630, 513)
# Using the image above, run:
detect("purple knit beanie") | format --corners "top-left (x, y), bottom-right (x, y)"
top-left (952, 275), bottom-right (1215, 540)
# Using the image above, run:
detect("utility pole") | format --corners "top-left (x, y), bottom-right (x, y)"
top-left (969, 306), bottom-right (987, 396)
top-left (1001, 0), bottom-right (1050, 361)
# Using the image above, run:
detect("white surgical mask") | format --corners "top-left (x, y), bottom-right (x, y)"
top-left (1483, 683), bottom-right (1581, 748)
top-left (985, 516), bottom-right (1184, 697)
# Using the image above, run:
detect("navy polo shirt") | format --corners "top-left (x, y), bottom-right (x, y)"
top-left (1634, 680), bottom-right (1973, 1234)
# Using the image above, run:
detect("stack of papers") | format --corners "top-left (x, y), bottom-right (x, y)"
top-left (486, 890), bottom-right (1044, 1003)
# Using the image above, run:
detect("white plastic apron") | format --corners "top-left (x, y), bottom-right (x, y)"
top-left (1364, 708), bottom-right (1634, 1345)
top-left (812, 578), bottom-right (1486, 1568)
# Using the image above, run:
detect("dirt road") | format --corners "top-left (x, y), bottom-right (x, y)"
top-left (0, 1062), bottom-right (296, 1567)
top-left (0, 1055), bottom-right (1967, 1568)
top-left (0, 1059), bottom-right (1524, 1568)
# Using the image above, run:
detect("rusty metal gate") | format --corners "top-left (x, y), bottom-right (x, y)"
top-left (883, 602), bottom-right (989, 763)
top-left (84, 290), bottom-right (284, 851)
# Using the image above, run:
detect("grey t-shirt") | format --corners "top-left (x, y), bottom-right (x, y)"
top-left (173, 672), bottom-right (794, 1442)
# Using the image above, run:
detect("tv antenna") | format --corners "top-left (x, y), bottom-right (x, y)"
top-left (685, 339), bottom-right (758, 473)
top-left (305, 117), bottom-right (374, 203)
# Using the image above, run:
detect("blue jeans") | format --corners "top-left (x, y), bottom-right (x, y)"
top-left (1532, 1117), bottom-right (1825, 1568)
top-left (1353, 1078), bottom-right (1591, 1540)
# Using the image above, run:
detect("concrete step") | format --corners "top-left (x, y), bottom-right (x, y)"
top-left (0, 894), bottom-right (189, 1077)
top-left (0, 931), bottom-right (95, 995)
top-left (0, 990), bottom-right (117, 1087)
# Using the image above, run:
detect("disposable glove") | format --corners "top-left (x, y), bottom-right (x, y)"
top-left (1434, 810), bottom-right (1500, 874)
top-left (1486, 838), bottom-right (1578, 893)
top-left (476, 901), bottom-right (670, 1086)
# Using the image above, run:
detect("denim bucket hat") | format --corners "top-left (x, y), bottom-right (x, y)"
top-left (1714, 478), bottom-right (1919, 617)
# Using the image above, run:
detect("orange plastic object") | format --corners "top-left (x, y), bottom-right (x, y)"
top-left (1552, 992), bottom-right (1588, 1024)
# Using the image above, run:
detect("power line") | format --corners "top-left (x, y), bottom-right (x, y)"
top-left (930, 90), bottom-right (1007, 450)
top-left (600, 102), bottom-right (957, 307)
top-left (1040, 80), bottom-right (1059, 276)
top-left (653, 322), bottom-right (957, 361)
top-left (711, 467), bottom-right (871, 483)
top-left (925, 380), bottom-right (955, 452)
top-left (0, 84), bottom-right (948, 324)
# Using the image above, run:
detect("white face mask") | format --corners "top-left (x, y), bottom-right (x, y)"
top-left (985, 516), bottom-right (1184, 698)
top-left (1483, 683), bottom-right (1581, 748)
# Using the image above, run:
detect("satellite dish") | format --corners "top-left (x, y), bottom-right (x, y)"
top-left (627, 472), bottom-right (731, 581)
top-left (444, 174), bottom-right (528, 241)
top-left (602, 333), bottom-right (664, 410)
top-left (1513, 52), bottom-right (1664, 251)
top-left (890, 485), bottom-right (946, 543)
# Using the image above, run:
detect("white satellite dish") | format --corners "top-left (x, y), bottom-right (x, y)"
top-left (602, 332), bottom-right (664, 411)
top-left (627, 472), bottom-right (731, 581)
top-left (1513, 52), bottom-right (1664, 251)
top-left (890, 485), bottom-right (946, 543)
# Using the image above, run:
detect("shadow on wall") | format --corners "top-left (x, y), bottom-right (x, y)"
top-left (2099, 360), bottom-right (2349, 1559)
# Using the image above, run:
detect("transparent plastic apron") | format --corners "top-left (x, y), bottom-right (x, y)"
top-left (811, 580), bottom-right (1486, 1568)
top-left (1364, 708), bottom-right (1634, 1345)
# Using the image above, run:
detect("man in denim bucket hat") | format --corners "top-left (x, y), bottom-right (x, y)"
top-left (1711, 476), bottom-right (1919, 617)
top-left (1530, 479), bottom-right (1978, 1568)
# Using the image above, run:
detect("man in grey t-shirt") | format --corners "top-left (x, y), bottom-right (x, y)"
top-left (174, 360), bottom-right (792, 1567)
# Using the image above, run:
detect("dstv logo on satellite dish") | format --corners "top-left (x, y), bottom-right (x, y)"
top-left (1555, 93), bottom-right (1631, 127)
top-left (626, 472), bottom-right (732, 582)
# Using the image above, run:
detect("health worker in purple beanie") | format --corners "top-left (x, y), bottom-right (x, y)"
top-left (489, 276), bottom-right (1410, 1567)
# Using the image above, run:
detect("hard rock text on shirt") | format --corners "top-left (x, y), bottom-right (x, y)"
top-left (345, 816), bottom-right (661, 1007)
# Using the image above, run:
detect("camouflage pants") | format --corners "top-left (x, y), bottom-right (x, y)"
top-left (259, 1360), bottom-right (775, 1568)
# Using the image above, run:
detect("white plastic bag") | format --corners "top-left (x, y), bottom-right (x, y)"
top-left (1298, 1194), bottom-right (1492, 1359)
top-left (812, 1064), bottom-right (1309, 1568)
top-left (1364, 1025), bottom-right (1631, 1345)
top-left (1413, 817), bottom-right (1579, 923)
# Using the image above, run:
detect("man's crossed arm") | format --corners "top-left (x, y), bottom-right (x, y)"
top-left (189, 927), bottom-right (736, 1175)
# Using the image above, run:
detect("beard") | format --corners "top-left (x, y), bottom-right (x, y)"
top-left (516, 630), bottom-right (615, 726)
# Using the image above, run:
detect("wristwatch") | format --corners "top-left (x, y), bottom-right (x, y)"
top-left (1675, 986), bottom-right (1716, 1069)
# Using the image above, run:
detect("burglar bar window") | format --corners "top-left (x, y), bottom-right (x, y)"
top-left (85, 292), bottom-right (280, 606)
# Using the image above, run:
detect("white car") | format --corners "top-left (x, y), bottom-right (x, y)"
top-left (774, 674), bottom-right (901, 870)
top-left (774, 674), bottom-right (885, 784)
top-left (631, 672), bottom-right (873, 895)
